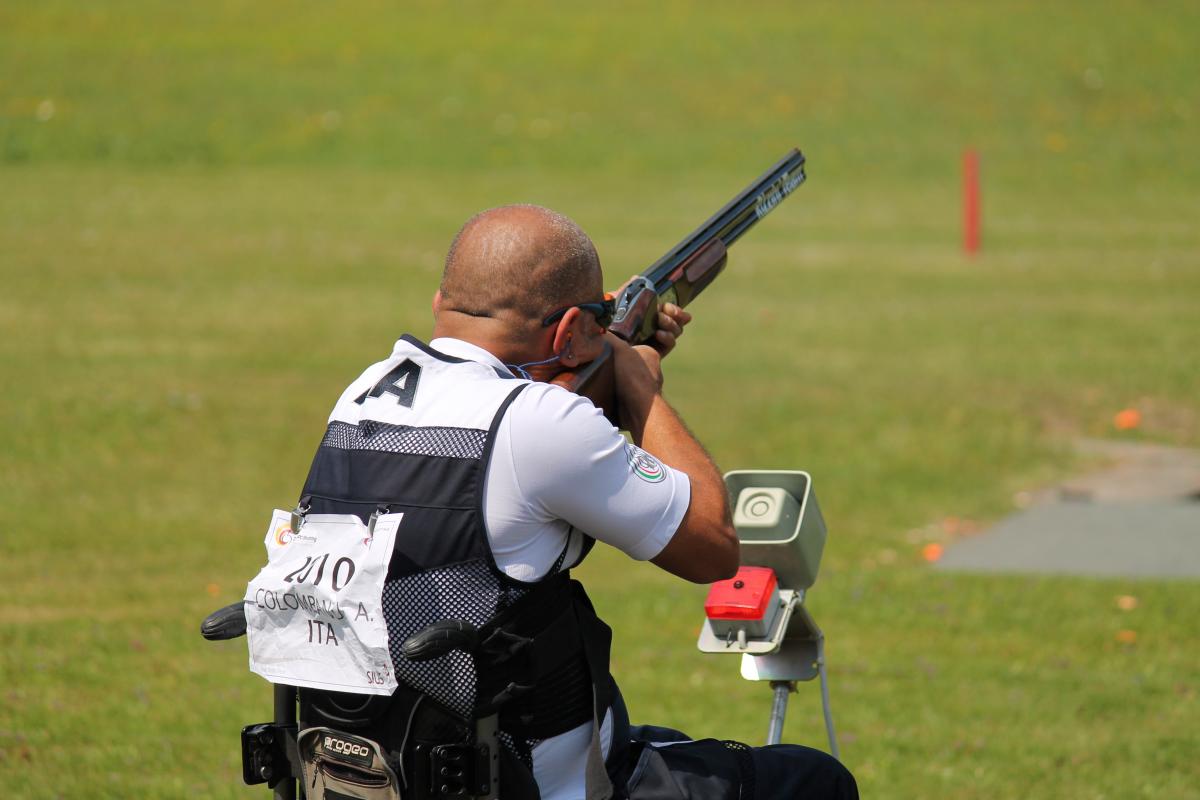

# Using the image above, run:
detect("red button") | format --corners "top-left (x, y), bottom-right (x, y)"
top-left (704, 566), bottom-right (778, 620)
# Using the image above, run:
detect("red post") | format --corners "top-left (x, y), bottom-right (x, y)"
top-left (963, 149), bottom-right (981, 255)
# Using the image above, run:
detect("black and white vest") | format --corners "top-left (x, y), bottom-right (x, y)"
top-left (298, 335), bottom-right (612, 754)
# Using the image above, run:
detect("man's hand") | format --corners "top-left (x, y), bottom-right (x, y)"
top-left (651, 302), bottom-right (693, 357)
top-left (607, 297), bottom-right (692, 439)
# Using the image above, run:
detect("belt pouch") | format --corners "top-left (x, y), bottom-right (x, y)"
top-left (298, 726), bottom-right (402, 800)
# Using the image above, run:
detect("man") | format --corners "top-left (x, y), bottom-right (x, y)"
top-left (297, 204), bottom-right (856, 799)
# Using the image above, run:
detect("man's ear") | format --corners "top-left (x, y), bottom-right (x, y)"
top-left (432, 290), bottom-right (442, 315)
top-left (551, 306), bottom-right (583, 367)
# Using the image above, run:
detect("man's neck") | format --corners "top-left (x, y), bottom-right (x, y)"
top-left (431, 313), bottom-right (546, 366)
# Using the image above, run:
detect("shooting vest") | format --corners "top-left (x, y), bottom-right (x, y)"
top-left (297, 335), bottom-right (614, 798)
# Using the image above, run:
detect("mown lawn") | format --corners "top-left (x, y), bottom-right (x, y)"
top-left (2, 2), bottom-right (1197, 798)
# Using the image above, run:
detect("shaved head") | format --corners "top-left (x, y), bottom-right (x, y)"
top-left (439, 205), bottom-right (602, 327)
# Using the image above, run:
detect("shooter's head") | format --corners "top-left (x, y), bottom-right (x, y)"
top-left (433, 204), bottom-right (608, 375)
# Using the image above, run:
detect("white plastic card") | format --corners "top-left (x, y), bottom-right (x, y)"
top-left (245, 509), bottom-right (400, 695)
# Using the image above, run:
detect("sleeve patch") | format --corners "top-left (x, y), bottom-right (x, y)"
top-left (624, 443), bottom-right (666, 484)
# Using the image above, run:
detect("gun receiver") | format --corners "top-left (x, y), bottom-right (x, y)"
top-left (557, 148), bottom-right (807, 422)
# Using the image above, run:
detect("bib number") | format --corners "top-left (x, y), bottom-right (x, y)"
top-left (245, 509), bottom-right (400, 695)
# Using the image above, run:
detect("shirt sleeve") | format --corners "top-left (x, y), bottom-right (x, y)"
top-left (503, 383), bottom-right (691, 561)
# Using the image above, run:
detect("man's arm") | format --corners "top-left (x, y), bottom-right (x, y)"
top-left (610, 336), bottom-right (738, 584)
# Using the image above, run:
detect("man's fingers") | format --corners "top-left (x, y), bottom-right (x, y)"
top-left (660, 302), bottom-right (693, 328)
top-left (656, 311), bottom-right (682, 338)
top-left (656, 304), bottom-right (691, 337)
top-left (651, 302), bottom-right (692, 356)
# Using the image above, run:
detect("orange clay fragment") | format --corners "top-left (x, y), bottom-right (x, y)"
top-left (1113, 408), bottom-right (1141, 430)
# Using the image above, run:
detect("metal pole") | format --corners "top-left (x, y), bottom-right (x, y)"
top-left (274, 685), bottom-right (297, 800)
top-left (766, 681), bottom-right (793, 745)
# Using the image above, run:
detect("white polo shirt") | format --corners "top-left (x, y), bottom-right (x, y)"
top-left (430, 337), bottom-right (690, 580)
top-left (429, 337), bottom-right (691, 800)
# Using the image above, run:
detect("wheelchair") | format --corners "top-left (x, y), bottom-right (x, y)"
top-left (202, 603), bottom-right (510, 800)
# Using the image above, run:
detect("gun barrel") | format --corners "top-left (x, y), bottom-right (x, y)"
top-left (560, 149), bottom-right (808, 422)
top-left (644, 148), bottom-right (806, 291)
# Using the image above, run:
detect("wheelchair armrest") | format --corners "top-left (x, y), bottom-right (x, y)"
top-left (201, 601), bottom-right (248, 641)
top-left (401, 619), bottom-right (479, 662)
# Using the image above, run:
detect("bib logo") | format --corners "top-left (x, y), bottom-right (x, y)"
top-left (274, 524), bottom-right (294, 546)
top-left (625, 444), bottom-right (666, 484)
top-left (323, 735), bottom-right (373, 766)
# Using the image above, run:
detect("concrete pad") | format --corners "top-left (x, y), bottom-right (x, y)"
top-left (936, 501), bottom-right (1200, 579)
top-left (937, 439), bottom-right (1200, 580)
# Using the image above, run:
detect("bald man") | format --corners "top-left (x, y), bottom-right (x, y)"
top-left (293, 205), bottom-right (856, 799)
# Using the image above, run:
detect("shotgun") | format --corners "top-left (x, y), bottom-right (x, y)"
top-left (556, 148), bottom-right (807, 422)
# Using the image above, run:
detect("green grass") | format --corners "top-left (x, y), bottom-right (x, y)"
top-left (2, 2), bottom-right (1199, 798)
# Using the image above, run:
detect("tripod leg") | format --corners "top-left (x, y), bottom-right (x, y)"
top-left (817, 636), bottom-right (840, 761)
top-left (766, 681), bottom-right (793, 745)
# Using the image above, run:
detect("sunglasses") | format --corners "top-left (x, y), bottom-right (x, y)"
top-left (541, 298), bottom-right (616, 329)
